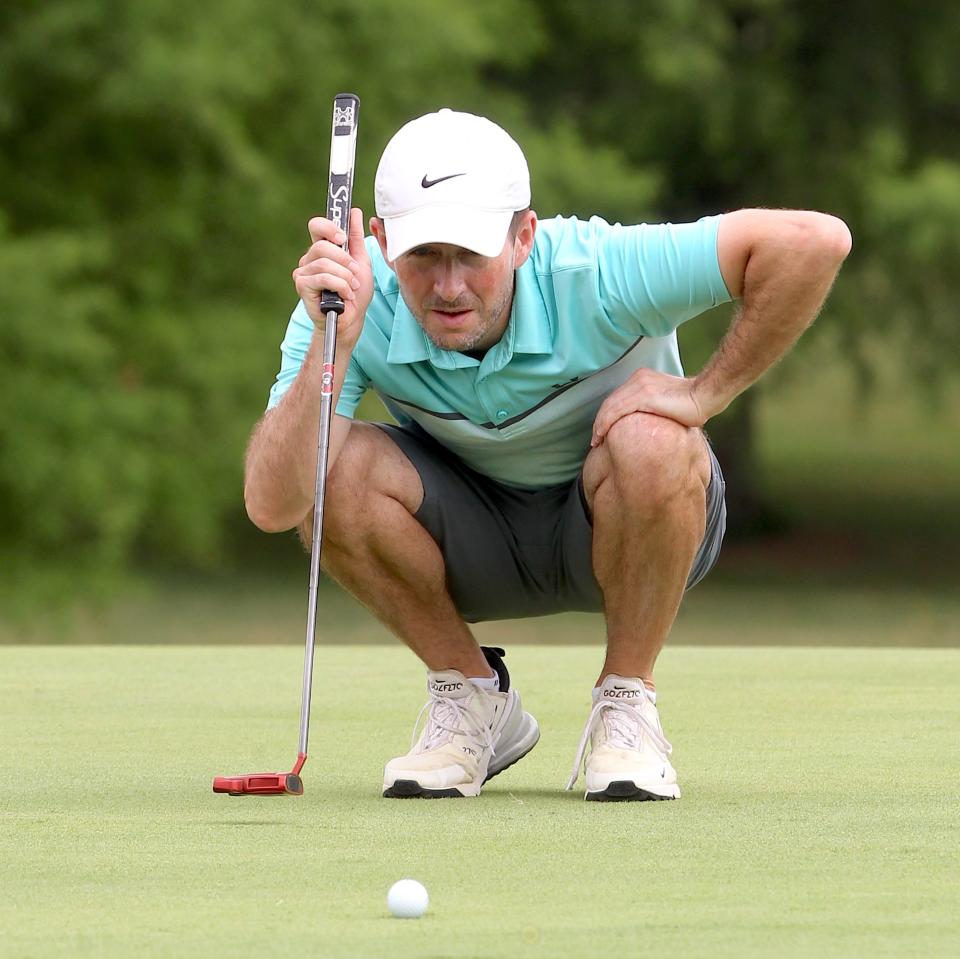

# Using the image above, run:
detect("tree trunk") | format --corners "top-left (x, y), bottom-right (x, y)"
top-left (708, 392), bottom-right (788, 538)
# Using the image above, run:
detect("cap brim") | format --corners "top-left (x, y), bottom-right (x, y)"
top-left (384, 205), bottom-right (514, 260)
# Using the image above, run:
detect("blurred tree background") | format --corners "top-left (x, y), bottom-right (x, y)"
top-left (1, 0), bottom-right (958, 626)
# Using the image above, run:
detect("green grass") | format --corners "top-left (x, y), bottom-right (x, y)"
top-left (3, 566), bottom-right (958, 648)
top-left (3, 645), bottom-right (958, 958)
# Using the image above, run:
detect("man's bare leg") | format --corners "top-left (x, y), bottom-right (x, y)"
top-left (309, 423), bottom-right (538, 799)
top-left (582, 411), bottom-right (712, 689)
top-left (300, 421), bottom-right (491, 678)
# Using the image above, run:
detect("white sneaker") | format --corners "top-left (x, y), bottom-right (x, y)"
top-left (383, 659), bottom-right (539, 799)
top-left (565, 674), bottom-right (680, 802)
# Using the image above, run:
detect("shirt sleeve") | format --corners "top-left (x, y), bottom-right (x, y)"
top-left (594, 214), bottom-right (733, 338)
top-left (265, 299), bottom-right (369, 417)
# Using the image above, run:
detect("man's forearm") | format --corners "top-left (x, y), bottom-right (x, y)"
top-left (693, 214), bottom-right (852, 419)
top-left (244, 333), bottom-right (356, 532)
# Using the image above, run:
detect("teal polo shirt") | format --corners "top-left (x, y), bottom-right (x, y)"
top-left (267, 214), bottom-right (731, 489)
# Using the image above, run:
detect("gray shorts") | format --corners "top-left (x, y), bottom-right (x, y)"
top-left (376, 422), bottom-right (726, 623)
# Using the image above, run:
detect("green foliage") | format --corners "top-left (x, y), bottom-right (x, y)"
top-left (849, 137), bottom-right (960, 388)
top-left (1, 0), bottom-right (958, 609)
top-left (509, 0), bottom-right (960, 371)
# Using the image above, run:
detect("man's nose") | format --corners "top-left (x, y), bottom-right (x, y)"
top-left (433, 260), bottom-right (467, 301)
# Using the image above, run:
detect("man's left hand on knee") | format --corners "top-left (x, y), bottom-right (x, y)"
top-left (591, 368), bottom-right (710, 448)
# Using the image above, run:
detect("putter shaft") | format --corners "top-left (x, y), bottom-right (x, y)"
top-left (299, 307), bottom-right (339, 758)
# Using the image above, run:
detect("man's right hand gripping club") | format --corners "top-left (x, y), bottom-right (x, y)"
top-left (292, 207), bottom-right (373, 348)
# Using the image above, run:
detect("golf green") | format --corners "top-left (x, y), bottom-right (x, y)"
top-left (2, 645), bottom-right (958, 958)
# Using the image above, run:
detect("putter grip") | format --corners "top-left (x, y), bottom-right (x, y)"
top-left (320, 93), bottom-right (360, 317)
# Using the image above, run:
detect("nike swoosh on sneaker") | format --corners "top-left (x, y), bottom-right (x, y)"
top-left (421, 173), bottom-right (466, 188)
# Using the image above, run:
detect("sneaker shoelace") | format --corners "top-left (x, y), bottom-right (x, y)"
top-left (564, 697), bottom-right (672, 790)
top-left (412, 685), bottom-right (497, 759)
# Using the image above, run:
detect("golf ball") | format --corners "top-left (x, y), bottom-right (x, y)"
top-left (387, 879), bottom-right (429, 918)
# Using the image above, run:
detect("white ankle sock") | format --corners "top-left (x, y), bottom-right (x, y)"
top-left (470, 672), bottom-right (500, 691)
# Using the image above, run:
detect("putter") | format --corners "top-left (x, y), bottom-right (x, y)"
top-left (213, 92), bottom-right (360, 797)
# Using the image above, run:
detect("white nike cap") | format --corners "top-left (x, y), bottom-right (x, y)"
top-left (374, 109), bottom-right (531, 261)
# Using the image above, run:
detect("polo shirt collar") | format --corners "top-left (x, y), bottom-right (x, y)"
top-left (385, 257), bottom-right (553, 370)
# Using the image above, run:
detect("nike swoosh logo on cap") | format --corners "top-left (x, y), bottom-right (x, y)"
top-left (421, 173), bottom-right (466, 189)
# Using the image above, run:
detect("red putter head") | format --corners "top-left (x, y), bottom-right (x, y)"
top-left (212, 754), bottom-right (306, 796)
top-left (212, 773), bottom-right (303, 796)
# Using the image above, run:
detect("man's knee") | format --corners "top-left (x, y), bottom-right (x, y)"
top-left (597, 412), bottom-right (710, 505)
top-left (306, 424), bottom-right (423, 550)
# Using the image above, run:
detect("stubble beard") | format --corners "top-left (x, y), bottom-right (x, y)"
top-left (419, 279), bottom-right (515, 354)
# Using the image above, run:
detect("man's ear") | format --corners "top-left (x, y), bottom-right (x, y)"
top-left (369, 217), bottom-right (394, 269)
top-left (513, 210), bottom-right (538, 269)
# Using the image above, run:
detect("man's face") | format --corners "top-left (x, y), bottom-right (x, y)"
top-left (372, 213), bottom-right (536, 354)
